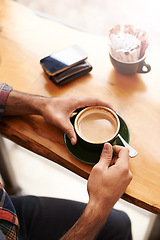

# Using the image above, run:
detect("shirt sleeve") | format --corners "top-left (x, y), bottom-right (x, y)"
top-left (0, 83), bottom-right (13, 120)
top-left (0, 83), bottom-right (19, 238)
top-left (0, 183), bottom-right (19, 239)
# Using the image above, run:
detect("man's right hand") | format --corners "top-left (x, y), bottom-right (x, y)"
top-left (87, 143), bottom-right (133, 217)
top-left (61, 143), bottom-right (132, 240)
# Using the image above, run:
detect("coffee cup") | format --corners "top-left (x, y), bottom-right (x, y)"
top-left (108, 24), bottom-right (151, 75)
top-left (109, 52), bottom-right (151, 75)
top-left (74, 106), bottom-right (120, 149)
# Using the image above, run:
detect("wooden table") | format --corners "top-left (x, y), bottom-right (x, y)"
top-left (0, 0), bottom-right (160, 215)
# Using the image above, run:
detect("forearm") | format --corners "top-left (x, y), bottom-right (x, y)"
top-left (60, 201), bottom-right (110, 240)
top-left (4, 90), bottom-right (48, 116)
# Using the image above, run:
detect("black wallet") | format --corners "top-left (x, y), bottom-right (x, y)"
top-left (49, 60), bottom-right (92, 85)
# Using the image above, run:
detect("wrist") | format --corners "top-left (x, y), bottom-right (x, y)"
top-left (32, 95), bottom-right (49, 116)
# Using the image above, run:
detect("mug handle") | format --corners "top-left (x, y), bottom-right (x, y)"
top-left (137, 60), bottom-right (151, 73)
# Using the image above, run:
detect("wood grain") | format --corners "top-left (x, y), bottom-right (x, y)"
top-left (0, 0), bottom-right (160, 215)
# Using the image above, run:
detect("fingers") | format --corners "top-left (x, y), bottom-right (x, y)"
top-left (64, 121), bottom-right (77, 145)
top-left (98, 143), bottom-right (113, 167)
top-left (113, 145), bottom-right (130, 167)
top-left (74, 97), bottom-right (115, 112)
top-left (112, 145), bottom-right (132, 184)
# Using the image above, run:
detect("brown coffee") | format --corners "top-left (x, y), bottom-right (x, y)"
top-left (78, 112), bottom-right (117, 143)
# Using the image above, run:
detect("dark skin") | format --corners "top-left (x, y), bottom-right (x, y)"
top-left (5, 90), bottom-right (133, 239)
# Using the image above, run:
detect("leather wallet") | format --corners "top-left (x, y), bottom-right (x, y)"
top-left (49, 60), bottom-right (92, 85)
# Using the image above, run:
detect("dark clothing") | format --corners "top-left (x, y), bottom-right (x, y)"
top-left (11, 195), bottom-right (132, 240)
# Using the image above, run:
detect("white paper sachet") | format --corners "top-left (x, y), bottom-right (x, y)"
top-left (108, 25), bottom-right (148, 62)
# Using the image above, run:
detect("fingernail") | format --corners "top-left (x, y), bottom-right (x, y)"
top-left (70, 137), bottom-right (76, 145)
top-left (104, 143), bottom-right (110, 151)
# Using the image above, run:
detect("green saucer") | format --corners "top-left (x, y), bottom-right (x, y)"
top-left (64, 114), bottom-right (130, 165)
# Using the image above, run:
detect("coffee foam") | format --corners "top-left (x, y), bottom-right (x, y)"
top-left (75, 107), bottom-right (119, 144)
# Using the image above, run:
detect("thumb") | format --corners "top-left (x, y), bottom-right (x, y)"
top-left (99, 143), bottom-right (113, 167)
top-left (64, 121), bottom-right (77, 145)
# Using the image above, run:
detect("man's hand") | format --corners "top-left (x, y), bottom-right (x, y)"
top-left (87, 143), bottom-right (133, 213)
top-left (5, 91), bottom-right (113, 145)
top-left (40, 96), bottom-right (113, 145)
top-left (61, 143), bottom-right (132, 239)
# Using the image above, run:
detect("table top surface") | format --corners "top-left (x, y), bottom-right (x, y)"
top-left (0, 0), bottom-right (160, 215)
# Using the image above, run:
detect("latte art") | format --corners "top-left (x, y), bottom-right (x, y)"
top-left (78, 112), bottom-right (117, 143)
